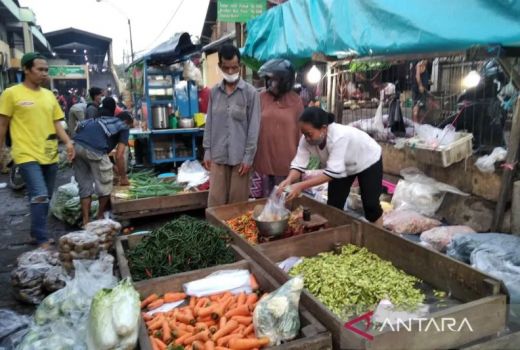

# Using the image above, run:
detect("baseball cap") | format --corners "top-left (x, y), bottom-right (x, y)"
top-left (21, 52), bottom-right (46, 67)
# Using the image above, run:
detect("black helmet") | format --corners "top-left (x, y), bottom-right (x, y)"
top-left (258, 59), bottom-right (295, 95)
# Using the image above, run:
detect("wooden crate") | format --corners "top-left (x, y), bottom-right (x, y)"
top-left (205, 195), bottom-right (358, 253)
top-left (133, 251), bottom-right (332, 350)
top-left (115, 231), bottom-right (246, 280)
top-left (241, 226), bottom-right (508, 349)
top-left (111, 187), bottom-right (209, 220)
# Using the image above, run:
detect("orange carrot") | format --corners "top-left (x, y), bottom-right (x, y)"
top-left (215, 347), bottom-right (232, 350)
top-left (219, 316), bottom-right (227, 329)
top-left (249, 275), bottom-right (259, 290)
top-left (177, 312), bottom-right (196, 325)
top-left (192, 340), bottom-right (205, 350)
top-left (143, 312), bottom-right (154, 321)
top-left (189, 296), bottom-right (197, 309)
top-left (150, 336), bottom-right (159, 350)
top-left (228, 337), bottom-right (270, 349)
top-left (217, 333), bottom-right (243, 346)
top-left (209, 325), bottom-right (219, 334)
top-left (198, 303), bottom-right (220, 318)
top-left (200, 319), bottom-right (217, 327)
top-left (184, 330), bottom-right (210, 345)
top-left (164, 292), bottom-right (187, 303)
top-left (148, 298), bottom-right (165, 310)
top-left (212, 319), bottom-right (239, 341)
top-left (237, 292), bottom-right (246, 306)
top-left (232, 316), bottom-right (252, 326)
top-left (148, 315), bottom-right (165, 331)
top-left (142, 293), bottom-right (160, 309)
top-left (162, 320), bottom-right (172, 343)
top-left (195, 322), bottom-right (209, 332)
top-left (231, 325), bottom-right (245, 335)
top-left (245, 294), bottom-right (258, 307)
top-left (185, 325), bottom-right (195, 333)
top-left (153, 337), bottom-right (168, 350)
top-left (175, 332), bottom-right (192, 345)
top-left (243, 323), bottom-right (254, 335)
top-left (225, 305), bottom-right (250, 318)
top-left (205, 340), bottom-right (216, 350)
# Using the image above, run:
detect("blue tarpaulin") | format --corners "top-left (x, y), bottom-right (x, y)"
top-left (242, 0), bottom-right (520, 61)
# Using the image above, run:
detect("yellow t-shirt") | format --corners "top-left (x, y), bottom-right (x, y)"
top-left (0, 84), bottom-right (64, 164)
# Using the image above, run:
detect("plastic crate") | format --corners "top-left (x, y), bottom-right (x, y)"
top-left (405, 132), bottom-right (473, 167)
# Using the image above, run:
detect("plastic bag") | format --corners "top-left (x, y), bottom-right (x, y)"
top-left (415, 124), bottom-right (459, 148)
top-left (0, 309), bottom-right (31, 349)
top-left (19, 255), bottom-right (117, 349)
top-left (177, 160), bottom-right (209, 189)
top-left (253, 276), bottom-right (303, 346)
top-left (388, 95), bottom-right (406, 137)
top-left (59, 231), bottom-right (100, 271)
top-left (42, 266), bottom-right (68, 293)
top-left (391, 167), bottom-right (468, 216)
top-left (419, 226), bottom-right (476, 252)
top-left (475, 147), bottom-right (507, 173)
top-left (258, 189), bottom-right (290, 222)
top-left (183, 269), bottom-right (252, 297)
top-left (51, 177), bottom-right (98, 226)
top-left (85, 218), bottom-right (122, 251)
top-left (383, 209), bottom-right (442, 235)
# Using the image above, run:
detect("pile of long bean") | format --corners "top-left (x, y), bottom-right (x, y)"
top-left (127, 216), bottom-right (235, 281)
top-left (127, 170), bottom-right (184, 199)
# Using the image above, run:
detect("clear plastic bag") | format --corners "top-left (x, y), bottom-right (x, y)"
top-left (0, 309), bottom-right (31, 349)
top-left (419, 225), bottom-right (476, 252)
top-left (85, 218), bottom-right (121, 251)
top-left (415, 124), bottom-right (459, 147)
top-left (183, 269), bottom-right (252, 297)
top-left (383, 209), bottom-right (442, 235)
top-left (475, 147), bottom-right (507, 173)
top-left (177, 160), bottom-right (209, 189)
top-left (391, 168), bottom-right (468, 216)
top-left (258, 189), bottom-right (289, 222)
top-left (253, 276), bottom-right (303, 346)
top-left (50, 177), bottom-right (79, 222)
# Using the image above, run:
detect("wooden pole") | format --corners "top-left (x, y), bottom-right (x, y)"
top-left (492, 96), bottom-right (520, 231)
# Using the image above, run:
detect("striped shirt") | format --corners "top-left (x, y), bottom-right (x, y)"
top-left (290, 123), bottom-right (381, 178)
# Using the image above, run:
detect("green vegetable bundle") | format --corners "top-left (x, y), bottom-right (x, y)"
top-left (127, 216), bottom-right (235, 281)
top-left (128, 170), bottom-right (184, 199)
top-left (289, 245), bottom-right (425, 320)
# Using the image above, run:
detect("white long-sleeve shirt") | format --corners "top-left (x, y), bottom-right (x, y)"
top-left (290, 123), bottom-right (381, 178)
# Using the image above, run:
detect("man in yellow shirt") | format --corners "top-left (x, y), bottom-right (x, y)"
top-left (0, 52), bottom-right (75, 249)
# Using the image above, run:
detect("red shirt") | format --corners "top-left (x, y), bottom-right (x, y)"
top-left (198, 87), bottom-right (210, 114)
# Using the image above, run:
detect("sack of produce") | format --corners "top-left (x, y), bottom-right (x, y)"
top-left (253, 276), bottom-right (303, 346)
top-left (50, 177), bottom-right (98, 226)
top-left (86, 278), bottom-right (140, 350)
top-left (10, 249), bottom-right (62, 304)
top-left (383, 209), bottom-right (442, 235)
top-left (19, 255), bottom-right (117, 349)
top-left (58, 231), bottom-right (100, 271)
top-left (420, 225), bottom-right (476, 252)
top-left (85, 218), bottom-right (122, 251)
top-left (42, 265), bottom-right (68, 293)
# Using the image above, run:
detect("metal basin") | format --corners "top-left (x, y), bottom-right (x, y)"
top-left (252, 205), bottom-right (289, 238)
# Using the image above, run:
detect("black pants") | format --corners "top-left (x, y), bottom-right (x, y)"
top-left (327, 158), bottom-right (383, 222)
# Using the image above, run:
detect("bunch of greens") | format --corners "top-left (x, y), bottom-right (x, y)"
top-left (289, 245), bottom-right (425, 320)
top-left (127, 216), bottom-right (235, 281)
top-left (127, 170), bottom-right (184, 199)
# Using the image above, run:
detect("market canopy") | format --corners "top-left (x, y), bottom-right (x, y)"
top-left (242, 0), bottom-right (520, 62)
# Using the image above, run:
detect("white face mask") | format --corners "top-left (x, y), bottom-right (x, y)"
top-left (220, 68), bottom-right (240, 83)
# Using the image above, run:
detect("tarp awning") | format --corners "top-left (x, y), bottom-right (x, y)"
top-left (242, 0), bottom-right (520, 62)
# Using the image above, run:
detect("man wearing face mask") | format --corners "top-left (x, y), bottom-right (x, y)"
top-left (252, 59), bottom-right (303, 197)
top-left (203, 44), bottom-right (261, 206)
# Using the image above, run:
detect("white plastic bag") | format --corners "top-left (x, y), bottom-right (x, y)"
top-left (383, 209), bottom-right (442, 235)
top-left (177, 160), bottom-right (209, 189)
top-left (258, 189), bottom-right (289, 222)
top-left (391, 168), bottom-right (468, 216)
top-left (415, 124), bottom-right (459, 147)
top-left (420, 225), bottom-right (476, 252)
top-left (475, 147), bottom-right (507, 173)
top-left (183, 269), bottom-right (252, 297)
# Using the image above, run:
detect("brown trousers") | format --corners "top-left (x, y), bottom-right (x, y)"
top-left (208, 163), bottom-right (251, 207)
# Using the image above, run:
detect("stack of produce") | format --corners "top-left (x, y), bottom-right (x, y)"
top-left (11, 248), bottom-right (66, 304)
top-left (50, 178), bottom-right (98, 226)
top-left (85, 218), bottom-right (122, 251)
top-left (226, 209), bottom-right (304, 244)
top-left (127, 216), bottom-right (235, 281)
top-left (114, 170), bottom-right (185, 200)
top-left (58, 231), bottom-right (100, 271)
top-left (289, 244), bottom-right (425, 320)
top-left (142, 289), bottom-right (269, 349)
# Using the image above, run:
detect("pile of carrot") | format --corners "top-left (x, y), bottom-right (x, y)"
top-left (141, 279), bottom-right (269, 350)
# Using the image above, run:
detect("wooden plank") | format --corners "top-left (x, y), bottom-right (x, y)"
top-left (111, 190), bottom-right (208, 215)
top-left (492, 96), bottom-right (520, 230)
top-left (134, 253), bottom-right (332, 350)
top-left (461, 330), bottom-right (520, 350)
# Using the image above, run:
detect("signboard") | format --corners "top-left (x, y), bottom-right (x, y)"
top-left (48, 65), bottom-right (87, 78)
top-left (217, 0), bottom-right (266, 23)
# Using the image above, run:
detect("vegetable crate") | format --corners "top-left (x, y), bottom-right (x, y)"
top-left (115, 231), bottom-right (246, 280)
top-left (205, 195), bottom-right (355, 251)
top-left (245, 226), bottom-right (508, 349)
top-left (404, 132), bottom-right (473, 168)
top-left (133, 250), bottom-right (332, 350)
top-left (111, 187), bottom-right (209, 220)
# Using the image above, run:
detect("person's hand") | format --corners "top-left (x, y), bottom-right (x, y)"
top-left (238, 163), bottom-right (251, 176)
top-left (203, 159), bottom-right (212, 171)
top-left (276, 179), bottom-right (291, 196)
top-left (286, 182), bottom-right (304, 201)
top-left (66, 142), bottom-right (75, 161)
top-left (119, 176), bottom-right (130, 186)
